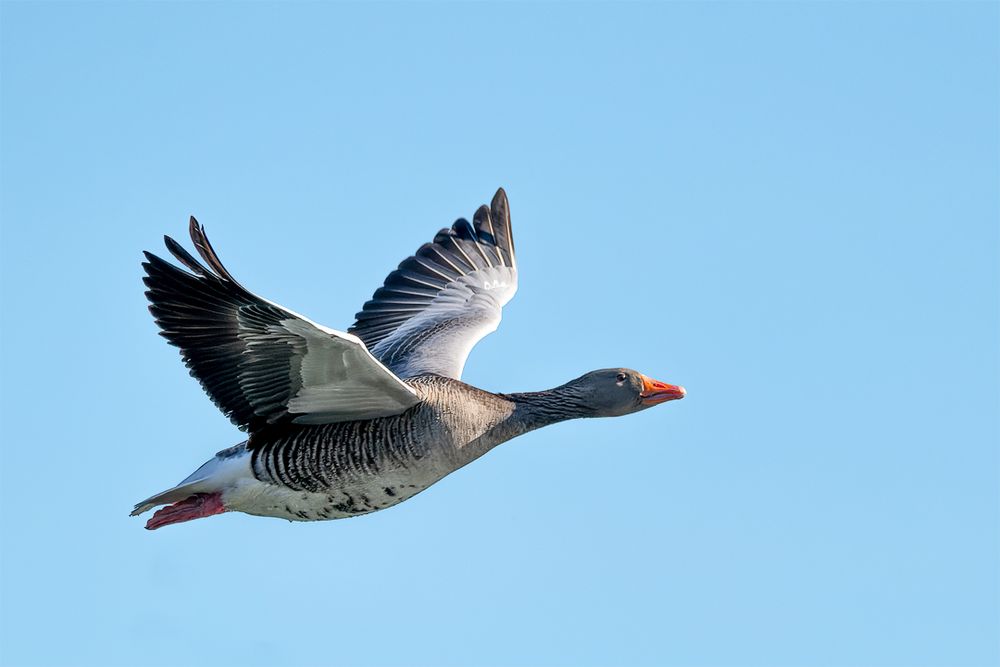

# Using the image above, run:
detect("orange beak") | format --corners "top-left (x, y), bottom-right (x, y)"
top-left (639, 374), bottom-right (686, 405)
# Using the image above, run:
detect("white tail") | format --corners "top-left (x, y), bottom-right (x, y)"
top-left (131, 443), bottom-right (251, 516)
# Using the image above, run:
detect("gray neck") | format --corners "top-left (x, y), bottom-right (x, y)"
top-left (449, 380), bottom-right (601, 466)
top-left (503, 384), bottom-right (599, 433)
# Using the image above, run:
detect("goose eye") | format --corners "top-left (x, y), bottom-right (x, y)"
top-left (615, 372), bottom-right (627, 383)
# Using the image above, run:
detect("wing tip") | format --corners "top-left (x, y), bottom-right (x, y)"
top-left (491, 187), bottom-right (509, 226)
top-left (490, 187), bottom-right (515, 268)
top-left (185, 216), bottom-right (244, 287)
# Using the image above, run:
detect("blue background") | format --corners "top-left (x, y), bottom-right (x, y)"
top-left (1, 3), bottom-right (997, 666)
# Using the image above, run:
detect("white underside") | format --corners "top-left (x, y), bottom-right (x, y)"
top-left (132, 446), bottom-right (431, 522)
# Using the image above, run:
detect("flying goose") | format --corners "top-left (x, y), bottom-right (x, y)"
top-left (133, 188), bottom-right (685, 529)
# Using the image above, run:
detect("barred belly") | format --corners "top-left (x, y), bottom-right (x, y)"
top-left (237, 406), bottom-right (464, 521)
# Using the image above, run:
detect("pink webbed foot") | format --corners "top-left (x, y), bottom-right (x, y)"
top-left (145, 492), bottom-right (226, 530)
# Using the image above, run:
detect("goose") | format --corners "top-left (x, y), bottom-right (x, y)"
top-left (132, 188), bottom-right (685, 530)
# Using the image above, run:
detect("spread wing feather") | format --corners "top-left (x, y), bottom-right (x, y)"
top-left (350, 188), bottom-right (518, 379)
top-left (143, 218), bottom-right (420, 432)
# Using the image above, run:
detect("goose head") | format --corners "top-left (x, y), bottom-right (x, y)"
top-left (564, 368), bottom-right (685, 417)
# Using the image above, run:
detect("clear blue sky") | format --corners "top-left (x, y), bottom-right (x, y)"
top-left (1, 3), bottom-right (997, 666)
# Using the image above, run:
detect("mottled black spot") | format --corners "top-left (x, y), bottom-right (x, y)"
top-left (301, 494), bottom-right (309, 500)
top-left (332, 493), bottom-right (360, 514)
top-left (360, 494), bottom-right (372, 507)
top-left (384, 487), bottom-right (396, 497)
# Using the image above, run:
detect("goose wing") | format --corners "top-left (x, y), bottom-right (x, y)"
top-left (143, 219), bottom-right (420, 432)
top-left (349, 188), bottom-right (518, 380)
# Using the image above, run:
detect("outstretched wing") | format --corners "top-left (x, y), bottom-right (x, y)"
top-left (349, 188), bottom-right (518, 379)
top-left (143, 218), bottom-right (420, 432)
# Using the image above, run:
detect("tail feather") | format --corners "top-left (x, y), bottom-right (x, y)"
top-left (131, 442), bottom-right (251, 519)
top-left (131, 482), bottom-right (209, 517)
